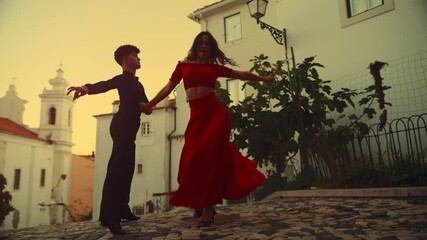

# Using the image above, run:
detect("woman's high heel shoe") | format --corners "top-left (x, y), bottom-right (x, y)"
top-left (197, 207), bottom-right (216, 228)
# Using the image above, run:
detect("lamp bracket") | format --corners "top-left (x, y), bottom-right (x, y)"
top-left (258, 20), bottom-right (286, 46)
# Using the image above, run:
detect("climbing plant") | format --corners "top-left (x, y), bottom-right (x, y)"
top-left (217, 54), bottom-right (391, 197)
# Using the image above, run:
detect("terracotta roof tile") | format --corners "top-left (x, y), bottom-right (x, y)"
top-left (0, 117), bottom-right (47, 142)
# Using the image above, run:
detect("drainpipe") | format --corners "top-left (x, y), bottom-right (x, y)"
top-left (167, 90), bottom-right (177, 210)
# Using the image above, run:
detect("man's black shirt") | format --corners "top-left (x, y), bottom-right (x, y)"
top-left (85, 71), bottom-right (149, 119)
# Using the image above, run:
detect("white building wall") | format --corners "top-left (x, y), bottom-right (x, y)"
top-left (0, 135), bottom-right (53, 230)
top-left (276, 0), bottom-right (427, 120)
top-left (93, 98), bottom-right (174, 218)
top-left (192, 0), bottom-right (427, 119)
top-left (185, 0), bottom-right (427, 179)
top-left (170, 85), bottom-right (189, 192)
top-left (92, 114), bottom-right (113, 220)
top-left (28, 146), bottom-right (53, 226)
top-left (275, 0), bottom-right (427, 80)
top-left (132, 98), bottom-right (174, 210)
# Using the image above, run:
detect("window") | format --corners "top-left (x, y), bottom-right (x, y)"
top-left (13, 169), bottom-right (21, 190)
top-left (137, 164), bottom-right (143, 174)
top-left (49, 107), bottom-right (56, 125)
top-left (348, 0), bottom-right (383, 16)
top-left (338, 0), bottom-right (394, 28)
top-left (40, 169), bottom-right (46, 187)
top-left (141, 122), bottom-right (150, 136)
top-left (224, 13), bottom-right (242, 43)
top-left (227, 79), bottom-right (246, 105)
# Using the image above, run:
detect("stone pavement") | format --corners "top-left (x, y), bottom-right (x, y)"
top-left (0, 189), bottom-right (426, 240)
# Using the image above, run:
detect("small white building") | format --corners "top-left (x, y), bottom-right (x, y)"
top-left (0, 67), bottom-right (74, 230)
top-left (92, 96), bottom-right (177, 218)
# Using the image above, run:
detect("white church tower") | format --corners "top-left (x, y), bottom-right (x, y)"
top-left (38, 66), bottom-right (74, 217)
top-left (0, 83), bottom-right (27, 125)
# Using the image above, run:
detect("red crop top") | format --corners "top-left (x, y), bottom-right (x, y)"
top-left (169, 61), bottom-right (233, 90)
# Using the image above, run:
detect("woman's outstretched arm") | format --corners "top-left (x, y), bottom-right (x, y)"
top-left (230, 70), bottom-right (275, 83)
top-left (140, 81), bottom-right (178, 114)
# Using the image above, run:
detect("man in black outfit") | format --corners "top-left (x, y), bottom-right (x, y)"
top-left (67, 45), bottom-right (150, 235)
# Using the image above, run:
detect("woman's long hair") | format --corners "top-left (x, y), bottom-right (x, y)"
top-left (185, 31), bottom-right (237, 66)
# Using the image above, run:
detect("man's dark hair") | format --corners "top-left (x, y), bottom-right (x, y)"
top-left (114, 45), bottom-right (140, 65)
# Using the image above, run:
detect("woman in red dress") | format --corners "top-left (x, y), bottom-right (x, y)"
top-left (140, 31), bottom-right (274, 227)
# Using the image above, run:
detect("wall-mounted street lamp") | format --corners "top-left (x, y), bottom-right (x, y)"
top-left (247, 0), bottom-right (310, 172)
top-left (247, 0), bottom-right (287, 47)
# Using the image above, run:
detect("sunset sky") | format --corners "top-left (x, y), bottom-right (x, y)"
top-left (0, 0), bottom-right (219, 154)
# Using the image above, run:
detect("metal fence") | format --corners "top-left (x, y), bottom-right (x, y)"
top-left (308, 113), bottom-right (427, 180)
top-left (306, 51), bottom-right (427, 181)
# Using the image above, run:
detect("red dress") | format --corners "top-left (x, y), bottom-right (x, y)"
top-left (168, 62), bottom-right (265, 208)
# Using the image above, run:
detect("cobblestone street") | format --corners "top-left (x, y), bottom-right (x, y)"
top-left (1, 189), bottom-right (426, 240)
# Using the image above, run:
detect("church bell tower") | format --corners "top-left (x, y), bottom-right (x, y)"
top-left (38, 66), bottom-right (74, 208)
top-left (38, 66), bottom-right (74, 144)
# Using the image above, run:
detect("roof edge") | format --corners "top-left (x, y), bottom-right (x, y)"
top-left (188, 0), bottom-right (247, 22)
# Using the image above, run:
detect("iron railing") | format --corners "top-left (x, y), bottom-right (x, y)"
top-left (308, 113), bottom-right (427, 180)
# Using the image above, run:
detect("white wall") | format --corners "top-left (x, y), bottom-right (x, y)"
top-left (184, 0), bottom-right (426, 181)
top-left (274, 0), bottom-right (427, 120)
top-left (195, 0), bottom-right (427, 120)
top-left (92, 114), bottom-right (113, 220)
top-left (93, 97), bottom-right (175, 218)
top-left (132, 98), bottom-right (175, 210)
top-left (169, 84), bottom-right (189, 193)
top-left (276, 0), bottom-right (427, 79)
top-left (0, 134), bottom-right (54, 229)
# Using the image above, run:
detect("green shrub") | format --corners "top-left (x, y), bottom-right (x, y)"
top-left (0, 174), bottom-right (14, 226)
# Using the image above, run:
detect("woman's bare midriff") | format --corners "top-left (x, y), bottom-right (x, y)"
top-left (186, 86), bottom-right (215, 100)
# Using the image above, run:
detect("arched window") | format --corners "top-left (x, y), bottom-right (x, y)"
top-left (49, 107), bottom-right (56, 125)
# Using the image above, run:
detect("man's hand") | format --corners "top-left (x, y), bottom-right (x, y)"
top-left (67, 86), bottom-right (88, 100)
top-left (139, 102), bottom-right (153, 115)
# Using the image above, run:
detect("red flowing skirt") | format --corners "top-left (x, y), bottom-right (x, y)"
top-left (169, 93), bottom-right (265, 208)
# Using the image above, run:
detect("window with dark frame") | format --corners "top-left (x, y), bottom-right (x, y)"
top-left (137, 164), bottom-right (143, 174)
top-left (13, 169), bottom-right (21, 190)
top-left (347, 0), bottom-right (384, 17)
top-left (224, 13), bottom-right (242, 43)
top-left (338, 0), bottom-right (394, 28)
top-left (49, 107), bottom-right (56, 125)
top-left (141, 122), bottom-right (150, 136)
top-left (40, 169), bottom-right (46, 187)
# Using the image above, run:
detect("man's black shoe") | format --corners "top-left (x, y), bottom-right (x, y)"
top-left (107, 221), bottom-right (125, 235)
top-left (121, 214), bottom-right (140, 222)
top-left (100, 220), bottom-right (125, 235)
top-left (100, 220), bottom-right (107, 227)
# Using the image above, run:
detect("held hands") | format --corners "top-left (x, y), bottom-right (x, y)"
top-left (67, 86), bottom-right (88, 100)
top-left (139, 102), bottom-right (153, 115)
